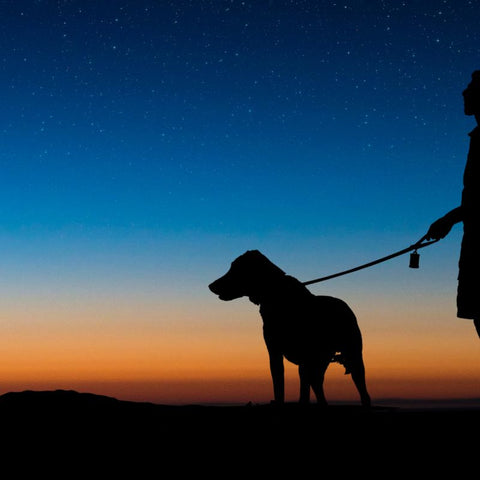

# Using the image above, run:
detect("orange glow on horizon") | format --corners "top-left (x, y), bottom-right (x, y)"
top-left (0, 301), bottom-right (478, 405)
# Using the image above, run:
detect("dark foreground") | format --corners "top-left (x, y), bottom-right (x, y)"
top-left (0, 390), bottom-right (478, 475)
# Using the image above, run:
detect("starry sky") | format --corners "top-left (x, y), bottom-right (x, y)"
top-left (0, 1), bottom-right (478, 404)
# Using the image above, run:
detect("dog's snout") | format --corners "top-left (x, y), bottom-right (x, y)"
top-left (209, 269), bottom-right (243, 301)
top-left (209, 279), bottom-right (222, 295)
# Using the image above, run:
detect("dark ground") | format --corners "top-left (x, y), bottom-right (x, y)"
top-left (0, 390), bottom-right (478, 475)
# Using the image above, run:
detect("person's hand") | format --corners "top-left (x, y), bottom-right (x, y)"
top-left (426, 216), bottom-right (454, 240)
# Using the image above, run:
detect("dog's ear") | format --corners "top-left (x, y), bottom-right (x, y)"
top-left (263, 257), bottom-right (286, 278)
top-left (245, 250), bottom-right (286, 277)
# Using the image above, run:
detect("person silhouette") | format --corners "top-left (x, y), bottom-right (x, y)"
top-left (425, 70), bottom-right (480, 339)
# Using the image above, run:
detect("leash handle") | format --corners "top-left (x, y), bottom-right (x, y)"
top-left (302, 237), bottom-right (439, 286)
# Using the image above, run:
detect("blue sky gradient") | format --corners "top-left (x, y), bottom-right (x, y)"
top-left (1, 1), bottom-right (479, 402)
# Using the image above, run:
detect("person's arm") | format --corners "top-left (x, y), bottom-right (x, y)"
top-left (426, 206), bottom-right (463, 240)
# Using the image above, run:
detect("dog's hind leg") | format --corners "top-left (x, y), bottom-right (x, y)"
top-left (300, 361), bottom-right (329, 406)
top-left (347, 353), bottom-right (371, 407)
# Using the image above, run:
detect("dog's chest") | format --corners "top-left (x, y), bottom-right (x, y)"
top-left (260, 301), bottom-right (318, 361)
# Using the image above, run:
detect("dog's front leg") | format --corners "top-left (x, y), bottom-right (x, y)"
top-left (269, 353), bottom-right (285, 404)
top-left (298, 364), bottom-right (311, 404)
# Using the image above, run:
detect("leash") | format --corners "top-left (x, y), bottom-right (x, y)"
top-left (302, 236), bottom-right (440, 286)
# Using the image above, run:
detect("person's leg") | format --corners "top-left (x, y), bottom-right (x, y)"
top-left (474, 318), bottom-right (480, 339)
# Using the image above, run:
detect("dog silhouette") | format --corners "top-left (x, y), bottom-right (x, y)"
top-left (209, 250), bottom-right (371, 407)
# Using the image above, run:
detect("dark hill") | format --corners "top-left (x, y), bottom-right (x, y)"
top-left (0, 389), bottom-right (124, 410)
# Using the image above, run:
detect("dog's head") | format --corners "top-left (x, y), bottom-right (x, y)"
top-left (209, 250), bottom-right (286, 302)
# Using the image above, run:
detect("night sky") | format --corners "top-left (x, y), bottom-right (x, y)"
top-left (1, 1), bottom-right (479, 404)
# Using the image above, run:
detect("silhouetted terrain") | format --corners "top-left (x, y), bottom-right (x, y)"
top-left (1, 390), bottom-right (478, 475)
